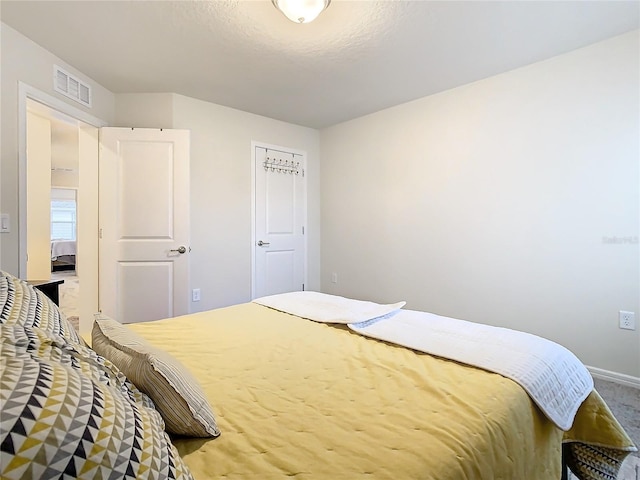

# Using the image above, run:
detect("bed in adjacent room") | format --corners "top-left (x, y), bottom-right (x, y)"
top-left (1, 271), bottom-right (636, 480)
top-left (50, 239), bottom-right (76, 271)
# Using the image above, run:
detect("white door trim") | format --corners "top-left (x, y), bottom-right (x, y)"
top-left (17, 81), bottom-right (107, 277)
top-left (251, 141), bottom-right (308, 299)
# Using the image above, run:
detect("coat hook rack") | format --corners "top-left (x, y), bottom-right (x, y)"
top-left (263, 155), bottom-right (300, 175)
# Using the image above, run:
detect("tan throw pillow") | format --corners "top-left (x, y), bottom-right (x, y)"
top-left (91, 314), bottom-right (220, 438)
top-left (1, 325), bottom-right (195, 480)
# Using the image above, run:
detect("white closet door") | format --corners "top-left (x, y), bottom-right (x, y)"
top-left (253, 144), bottom-right (306, 298)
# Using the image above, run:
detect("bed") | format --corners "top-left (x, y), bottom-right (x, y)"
top-left (0, 270), bottom-right (636, 480)
top-left (50, 239), bottom-right (77, 271)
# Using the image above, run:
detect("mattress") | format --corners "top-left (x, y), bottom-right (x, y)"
top-left (125, 301), bottom-right (635, 480)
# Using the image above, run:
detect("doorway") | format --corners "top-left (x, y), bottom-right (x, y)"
top-left (19, 83), bottom-right (105, 334)
top-left (49, 188), bottom-right (79, 325)
top-left (25, 99), bottom-right (86, 330)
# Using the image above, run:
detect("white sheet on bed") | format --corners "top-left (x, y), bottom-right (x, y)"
top-left (253, 291), bottom-right (405, 324)
top-left (253, 291), bottom-right (593, 431)
top-left (51, 240), bottom-right (76, 259)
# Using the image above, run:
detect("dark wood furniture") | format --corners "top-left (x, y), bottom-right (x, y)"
top-left (28, 279), bottom-right (64, 306)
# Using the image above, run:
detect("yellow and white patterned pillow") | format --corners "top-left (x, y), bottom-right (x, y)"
top-left (0, 270), bottom-right (83, 345)
top-left (0, 325), bottom-right (195, 480)
top-left (92, 314), bottom-right (220, 438)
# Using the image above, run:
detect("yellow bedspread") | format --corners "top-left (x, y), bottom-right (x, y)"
top-left (127, 302), bottom-right (635, 480)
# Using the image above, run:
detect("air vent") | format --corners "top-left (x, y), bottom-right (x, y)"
top-left (53, 65), bottom-right (92, 108)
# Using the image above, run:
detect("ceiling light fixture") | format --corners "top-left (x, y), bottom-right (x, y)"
top-left (272, 0), bottom-right (331, 24)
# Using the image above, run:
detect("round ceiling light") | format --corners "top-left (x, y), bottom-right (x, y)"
top-left (272, 0), bottom-right (331, 24)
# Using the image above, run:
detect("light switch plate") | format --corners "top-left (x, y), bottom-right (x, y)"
top-left (0, 213), bottom-right (10, 233)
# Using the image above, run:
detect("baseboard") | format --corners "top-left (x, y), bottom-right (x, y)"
top-left (587, 366), bottom-right (640, 389)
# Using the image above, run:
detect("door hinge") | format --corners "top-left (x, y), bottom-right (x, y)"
top-left (302, 283), bottom-right (305, 291)
top-left (302, 226), bottom-right (305, 235)
top-left (99, 228), bottom-right (103, 239)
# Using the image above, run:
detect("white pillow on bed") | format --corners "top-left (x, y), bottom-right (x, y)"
top-left (92, 314), bottom-right (220, 438)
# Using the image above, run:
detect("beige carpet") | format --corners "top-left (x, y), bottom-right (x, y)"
top-left (67, 315), bottom-right (79, 332)
top-left (569, 378), bottom-right (639, 480)
top-left (51, 271), bottom-right (79, 331)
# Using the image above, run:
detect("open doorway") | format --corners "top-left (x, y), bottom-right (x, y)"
top-left (20, 84), bottom-right (104, 334)
top-left (50, 188), bottom-right (79, 325)
top-left (26, 99), bottom-right (83, 327)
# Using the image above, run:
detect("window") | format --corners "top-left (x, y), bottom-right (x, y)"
top-left (51, 199), bottom-right (76, 241)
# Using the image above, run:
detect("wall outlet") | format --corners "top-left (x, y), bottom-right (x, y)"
top-left (619, 311), bottom-right (635, 330)
top-left (331, 272), bottom-right (338, 284)
top-left (192, 288), bottom-right (201, 302)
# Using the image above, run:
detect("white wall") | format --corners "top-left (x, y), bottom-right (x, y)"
top-left (114, 93), bottom-right (173, 129)
top-left (171, 94), bottom-right (321, 310)
top-left (320, 31), bottom-right (640, 377)
top-left (51, 171), bottom-right (78, 189)
top-left (51, 126), bottom-right (79, 188)
top-left (0, 23), bottom-right (115, 275)
top-left (114, 93), bottom-right (322, 311)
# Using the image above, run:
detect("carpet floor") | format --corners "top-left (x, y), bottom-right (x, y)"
top-left (569, 378), bottom-right (639, 480)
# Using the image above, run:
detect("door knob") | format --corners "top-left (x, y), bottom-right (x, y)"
top-left (170, 246), bottom-right (187, 254)
top-left (257, 240), bottom-right (270, 247)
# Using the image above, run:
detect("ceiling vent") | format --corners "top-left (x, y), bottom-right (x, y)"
top-left (53, 65), bottom-right (92, 108)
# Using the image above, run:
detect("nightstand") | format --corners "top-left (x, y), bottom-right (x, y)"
top-left (28, 279), bottom-right (64, 306)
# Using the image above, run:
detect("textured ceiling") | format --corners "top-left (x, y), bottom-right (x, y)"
top-left (2, 0), bottom-right (639, 128)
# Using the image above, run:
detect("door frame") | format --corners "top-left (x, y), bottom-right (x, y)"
top-left (18, 83), bottom-right (107, 334)
top-left (250, 140), bottom-right (308, 299)
top-left (18, 82), bottom-right (107, 277)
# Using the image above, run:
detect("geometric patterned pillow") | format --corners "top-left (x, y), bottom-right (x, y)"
top-left (0, 325), bottom-right (195, 480)
top-left (565, 442), bottom-right (629, 480)
top-left (92, 314), bottom-right (221, 438)
top-left (0, 270), bottom-right (84, 346)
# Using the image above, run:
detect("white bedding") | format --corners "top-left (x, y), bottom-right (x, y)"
top-left (253, 291), bottom-right (594, 431)
top-left (254, 291), bottom-right (405, 324)
top-left (51, 240), bottom-right (76, 260)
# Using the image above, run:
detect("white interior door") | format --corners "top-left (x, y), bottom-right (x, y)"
top-left (99, 128), bottom-right (190, 324)
top-left (253, 144), bottom-right (306, 298)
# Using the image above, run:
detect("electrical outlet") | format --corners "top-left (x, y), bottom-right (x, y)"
top-left (619, 311), bottom-right (635, 330)
top-left (192, 288), bottom-right (201, 302)
top-left (331, 272), bottom-right (338, 284)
